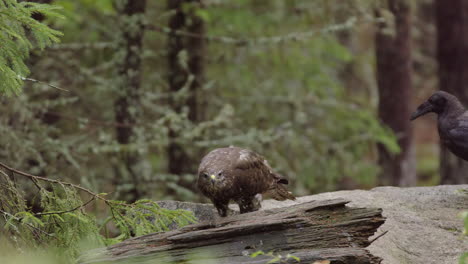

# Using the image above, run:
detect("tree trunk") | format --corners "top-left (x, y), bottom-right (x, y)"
top-left (375, 1), bottom-right (416, 186)
top-left (113, 0), bottom-right (147, 202)
top-left (435, 0), bottom-right (468, 184)
top-left (166, 0), bottom-right (205, 189)
top-left (79, 199), bottom-right (385, 264)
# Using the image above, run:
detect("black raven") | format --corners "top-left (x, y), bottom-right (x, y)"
top-left (411, 91), bottom-right (468, 160)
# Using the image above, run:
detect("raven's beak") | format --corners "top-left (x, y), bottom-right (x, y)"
top-left (210, 175), bottom-right (216, 183)
top-left (410, 101), bottom-right (434, 121)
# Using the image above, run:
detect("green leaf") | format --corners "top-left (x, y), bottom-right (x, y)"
top-left (250, 251), bottom-right (265, 258)
top-left (195, 9), bottom-right (211, 22)
top-left (267, 256), bottom-right (281, 264)
top-left (287, 253), bottom-right (301, 262)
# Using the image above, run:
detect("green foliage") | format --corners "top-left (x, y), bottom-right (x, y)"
top-left (0, 0), bottom-right (398, 205)
top-left (200, 1), bottom-right (397, 193)
top-left (0, 0), bottom-right (446, 262)
top-left (0, 168), bottom-right (196, 262)
top-left (38, 186), bottom-right (103, 256)
top-left (105, 199), bottom-right (196, 244)
top-left (0, 0), bottom-right (62, 95)
top-left (461, 252), bottom-right (468, 264)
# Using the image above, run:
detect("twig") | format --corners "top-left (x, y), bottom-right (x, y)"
top-left (0, 170), bottom-right (96, 220)
top-left (198, 0), bottom-right (229, 7)
top-left (147, 17), bottom-right (360, 46)
top-left (33, 196), bottom-right (96, 217)
top-left (0, 209), bottom-right (54, 237)
top-left (47, 42), bottom-right (113, 51)
top-left (0, 162), bottom-right (135, 211)
top-left (45, 111), bottom-right (137, 128)
top-left (369, 230), bottom-right (388, 244)
top-left (28, 176), bottom-right (44, 191)
top-left (19, 76), bottom-right (69, 92)
top-left (0, 161), bottom-right (106, 202)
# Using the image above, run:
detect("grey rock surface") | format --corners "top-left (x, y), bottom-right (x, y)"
top-left (268, 185), bottom-right (468, 264)
top-left (158, 185), bottom-right (468, 264)
top-left (157, 200), bottom-right (218, 223)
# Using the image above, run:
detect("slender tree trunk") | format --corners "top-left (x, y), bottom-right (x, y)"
top-left (375, 0), bottom-right (416, 186)
top-left (113, 0), bottom-right (147, 202)
top-left (166, 0), bottom-right (205, 189)
top-left (435, 0), bottom-right (468, 184)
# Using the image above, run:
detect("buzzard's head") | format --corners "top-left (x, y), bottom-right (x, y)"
top-left (197, 169), bottom-right (229, 192)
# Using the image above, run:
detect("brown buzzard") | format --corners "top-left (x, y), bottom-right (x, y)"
top-left (197, 146), bottom-right (295, 217)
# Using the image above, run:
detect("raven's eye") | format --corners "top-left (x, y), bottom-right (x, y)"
top-left (202, 173), bottom-right (209, 178)
top-left (430, 95), bottom-right (446, 106)
top-left (217, 172), bottom-right (222, 176)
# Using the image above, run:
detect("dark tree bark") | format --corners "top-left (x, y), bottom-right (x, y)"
top-left (375, 1), bottom-right (416, 186)
top-left (435, 0), bottom-right (468, 184)
top-left (113, 0), bottom-right (147, 202)
top-left (166, 0), bottom-right (205, 189)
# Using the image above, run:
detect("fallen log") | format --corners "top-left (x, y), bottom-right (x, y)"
top-left (79, 198), bottom-right (385, 264)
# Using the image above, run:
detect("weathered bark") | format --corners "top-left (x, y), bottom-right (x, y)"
top-left (435, 0), bottom-right (468, 184)
top-left (375, 1), bottom-right (416, 186)
top-left (113, 0), bottom-right (147, 202)
top-left (79, 199), bottom-right (384, 264)
top-left (166, 0), bottom-right (205, 189)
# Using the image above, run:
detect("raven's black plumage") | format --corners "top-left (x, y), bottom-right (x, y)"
top-left (197, 147), bottom-right (295, 217)
top-left (411, 91), bottom-right (468, 160)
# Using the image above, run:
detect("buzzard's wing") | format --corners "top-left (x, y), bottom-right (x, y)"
top-left (234, 149), bottom-right (290, 184)
top-left (233, 148), bottom-right (295, 201)
top-left (235, 149), bottom-right (269, 170)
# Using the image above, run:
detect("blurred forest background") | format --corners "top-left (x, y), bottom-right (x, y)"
top-left (3, 0), bottom-right (466, 200)
top-left (1, 0), bottom-right (467, 262)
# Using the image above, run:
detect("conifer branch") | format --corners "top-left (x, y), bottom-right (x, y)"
top-left (45, 111), bottom-right (137, 128)
top-left (0, 208), bottom-right (54, 237)
top-left (20, 76), bottom-right (69, 92)
top-left (147, 16), bottom-right (364, 45)
top-left (0, 161), bottom-right (106, 202)
top-left (0, 0), bottom-right (63, 94)
top-left (47, 42), bottom-right (113, 51)
top-left (33, 196), bottom-right (95, 217)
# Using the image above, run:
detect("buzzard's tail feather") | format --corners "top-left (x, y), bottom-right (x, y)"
top-left (268, 182), bottom-right (296, 201)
